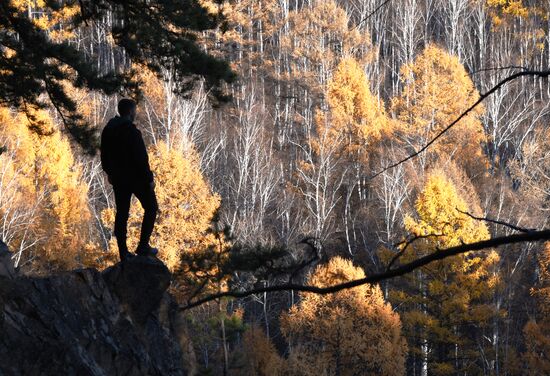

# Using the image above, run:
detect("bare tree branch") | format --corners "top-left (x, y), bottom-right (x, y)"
top-left (470, 66), bottom-right (528, 75)
top-left (456, 208), bottom-right (535, 233)
top-left (353, 0), bottom-right (392, 30)
top-left (370, 70), bottom-right (550, 179)
top-left (180, 229), bottom-right (550, 310)
top-left (386, 233), bottom-right (445, 272)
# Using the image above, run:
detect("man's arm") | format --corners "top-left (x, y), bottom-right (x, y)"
top-left (132, 128), bottom-right (154, 184)
top-left (100, 128), bottom-right (112, 177)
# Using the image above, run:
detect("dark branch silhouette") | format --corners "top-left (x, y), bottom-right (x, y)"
top-left (386, 233), bottom-right (445, 272)
top-left (369, 70), bottom-right (550, 179)
top-left (456, 209), bottom-right (536, 233)
top-left (470, 66), bottom-right (528, 75)
top-left (180, 229), bottom-right (550, 310)
top-left (353, 0), bottom-right (392, 29)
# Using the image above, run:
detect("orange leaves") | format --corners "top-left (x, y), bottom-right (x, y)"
top-left (391, 44), bottom-right (486, 172)
top-left (0, 106), bottom-right (90, 271)
top-left (281, 257), bottom-right (407, 375)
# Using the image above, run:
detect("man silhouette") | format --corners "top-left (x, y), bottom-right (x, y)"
top-left (101, 99), bottom-right (158, 261)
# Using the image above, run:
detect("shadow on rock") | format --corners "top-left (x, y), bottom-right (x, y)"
top-left (0, 249), bottom-right (187, 376)
top-left (103, 255), bottom-right (171, 324)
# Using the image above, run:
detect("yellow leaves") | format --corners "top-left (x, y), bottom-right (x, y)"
top-left (327, 57), bottom-right (389, 139)
top-left (394, 169), bottom-right (502, 372)
top-left (487, 0), bottom-right (529, 17)
top-left (406, 170), bottom-right (489, 249)
top-left (22, 106), bottom-right (56, 135)
top-left (391, 44), bottom-right (486, 171)
top-left (151, 143), bottom-right (221, 270)
top-left (32, 121), bottom-right (90, 270)
top-left (487, 0), bottom-right (529, 29)
top-left (281, 256), bottom-right (407, 375)
top-left (307, 256), bottom-right (365, 287)
top-left (0, 106), bottom-right (90, 270)
top-left (313, 57), bottom-right (389, 164)
top-left (11, 0), bottom-right (79, 40)
top-left (137, 67), bottom-right (167, 117)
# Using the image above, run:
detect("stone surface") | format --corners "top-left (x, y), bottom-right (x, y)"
top-left (0, 255), bottom-right (187, 376)
top-left (103, 255), bottom-right (171, 323)
top-left (0, 241), bottom-right (16, 279)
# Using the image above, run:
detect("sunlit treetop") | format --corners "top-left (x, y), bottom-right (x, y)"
top-left (281, 256), bottom-right (407, 376)
top-left (315, 57), bottom-right (389, 160)
top-left (486, 0), bottom-right (529, 26)
top-left (391, 44), bottom-right (487, 172)
top-left (404, 170), bottom-right (490, 249)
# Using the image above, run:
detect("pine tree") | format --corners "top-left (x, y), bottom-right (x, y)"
top-left (0, 0), bottom-right (235, 152)
top-left (281, 256), bottom-right (407, 376)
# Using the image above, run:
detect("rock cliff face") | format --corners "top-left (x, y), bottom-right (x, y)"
top-left (0, 251), bottom-right (188, 376)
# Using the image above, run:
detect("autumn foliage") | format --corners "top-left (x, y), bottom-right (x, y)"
top-left (317, 57), bottom-right (389, 160)
top-left (0, 107), bottom-right (90, 271)
top-left (391, 44), bottom-right (486, 172)
top-left (523, 242), bottom-right (550, 374)
top-left (388, 171), bottom-right (501, 375)
top-left (2, 0), bottom-right (550, 374)
top-left (281, 257), bottom-right (407, 375)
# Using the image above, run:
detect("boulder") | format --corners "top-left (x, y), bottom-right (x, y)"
top-left (103, 255), bottom-right (171, 323)
top-left (0, 255), bottom-right (187, 376)
top-left (0, 240), bottom-right (16, 279)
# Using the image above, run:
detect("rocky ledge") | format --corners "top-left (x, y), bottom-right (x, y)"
top-left (0, 248), bottom-right (188, 376)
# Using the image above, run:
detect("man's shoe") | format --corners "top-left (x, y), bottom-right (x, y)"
top-left (135, 244), bottom-right (158, 257)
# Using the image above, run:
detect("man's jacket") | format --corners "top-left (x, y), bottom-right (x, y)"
top-left (100, 116), bottom-right (154, 186)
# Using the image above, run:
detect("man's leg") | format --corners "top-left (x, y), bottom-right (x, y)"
top-left (113, 184), bottom-right (132, 260)
top-left (133, 183), bottom-right (158, 252)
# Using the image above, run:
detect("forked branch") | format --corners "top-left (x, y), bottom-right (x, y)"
top-left (180, 229), bottom-right (550, 310)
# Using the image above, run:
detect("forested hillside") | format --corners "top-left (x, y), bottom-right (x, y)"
top-left (1, 0), bottom-right (550, 374)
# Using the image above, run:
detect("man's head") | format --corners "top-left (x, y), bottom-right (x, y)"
top-left (118, 98), bottom-right (137, 122)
